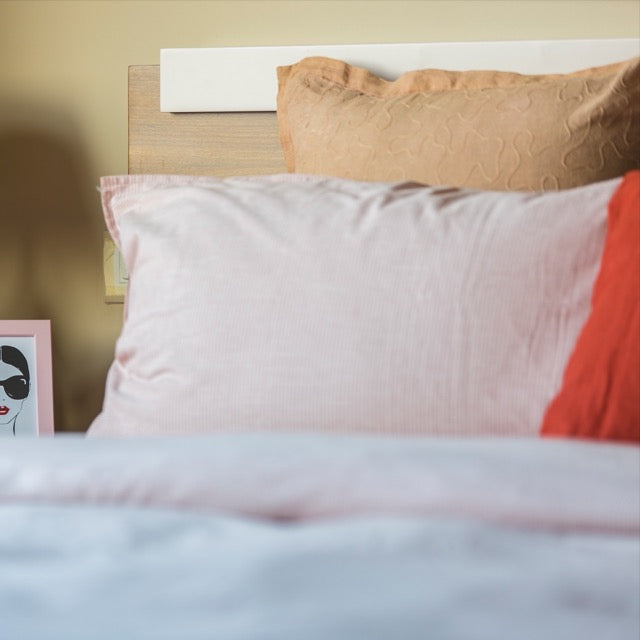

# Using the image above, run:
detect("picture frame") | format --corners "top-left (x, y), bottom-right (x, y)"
top-left (0, 320), bottom-right (54, 437)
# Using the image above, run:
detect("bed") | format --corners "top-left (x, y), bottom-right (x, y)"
top-left (1, 40), bottom-right (639, 639)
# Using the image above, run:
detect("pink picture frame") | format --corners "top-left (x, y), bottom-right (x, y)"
top-left (0, 320), bottom-right (54, 436)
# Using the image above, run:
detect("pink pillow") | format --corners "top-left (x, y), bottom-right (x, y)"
top-left (89, 173), bottom-right (618, 437)
top-left (541, 171), bottom-right (640, 443)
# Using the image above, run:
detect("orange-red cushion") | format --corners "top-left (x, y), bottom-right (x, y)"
top-left (541, 171), bottom-right (640, 443)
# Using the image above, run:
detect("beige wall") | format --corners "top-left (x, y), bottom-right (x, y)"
top-left (1, 0), bottom-right (638, 431)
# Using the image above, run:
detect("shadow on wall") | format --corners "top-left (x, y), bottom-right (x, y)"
top-left (0, 111), bottom-right (123, 432)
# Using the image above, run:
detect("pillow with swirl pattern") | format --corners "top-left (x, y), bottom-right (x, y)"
top-left (277, 56), bottom-right (639, 191)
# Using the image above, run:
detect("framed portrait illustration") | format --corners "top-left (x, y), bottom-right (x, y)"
top-left (0, 320), bottom-right (54, 437)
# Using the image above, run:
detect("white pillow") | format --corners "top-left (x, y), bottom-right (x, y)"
top-left (89, 173), bottom-right (617, 437)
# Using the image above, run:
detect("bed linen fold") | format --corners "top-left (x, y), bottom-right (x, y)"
top-left (1, 433), bottom-right (638, 533)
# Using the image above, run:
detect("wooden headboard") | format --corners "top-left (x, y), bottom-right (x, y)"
top-left (128, 66), bottom-right (285, 176)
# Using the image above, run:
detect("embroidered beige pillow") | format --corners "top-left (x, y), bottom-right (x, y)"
top-left (277, 56), bottom-right (639, 191)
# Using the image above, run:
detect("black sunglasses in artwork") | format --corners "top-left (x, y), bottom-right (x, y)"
top-left (0, 376), bottom-right (29, 401)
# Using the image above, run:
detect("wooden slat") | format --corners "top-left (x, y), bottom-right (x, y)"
top-left (128, 65), bottom-right (286, 176)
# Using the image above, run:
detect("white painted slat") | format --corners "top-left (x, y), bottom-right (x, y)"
top-left (160, 39), bottom-right (639, 113)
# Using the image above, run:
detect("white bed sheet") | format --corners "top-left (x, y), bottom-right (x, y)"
top-left (0, 433), bottom-right (638, 640)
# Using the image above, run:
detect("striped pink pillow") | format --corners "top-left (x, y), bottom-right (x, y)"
top-left (90, 173), bottom-right (617, 437)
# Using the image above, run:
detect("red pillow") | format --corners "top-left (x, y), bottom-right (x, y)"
top-left (541, 171), bottom-right (640, 443)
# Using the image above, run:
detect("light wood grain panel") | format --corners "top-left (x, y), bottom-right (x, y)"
top-left (128, 65), bottom-right (286, 176)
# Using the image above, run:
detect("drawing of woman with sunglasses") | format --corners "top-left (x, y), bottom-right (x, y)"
top-left (0, 345), bottom-right (30, 436)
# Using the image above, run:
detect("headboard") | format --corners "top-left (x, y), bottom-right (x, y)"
top-left (128, 66), bottom-right (284, 176)
top-left (128, 39), bottom-right (639, 176)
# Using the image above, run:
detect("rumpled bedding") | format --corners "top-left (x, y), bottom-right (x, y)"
top-left (0, 433), bottom-right (638, 640)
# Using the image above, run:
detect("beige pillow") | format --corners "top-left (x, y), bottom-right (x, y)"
top-left (277, 56), bottom-right (639, 191)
